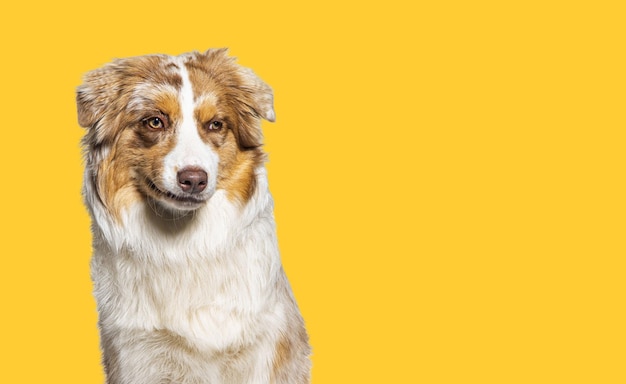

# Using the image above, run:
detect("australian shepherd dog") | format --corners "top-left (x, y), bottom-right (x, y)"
top-left (76, 49), bottom-right (311, 383)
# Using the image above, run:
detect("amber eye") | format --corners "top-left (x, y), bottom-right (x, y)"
top-left (143, 116), bottom-right (166, 130)
top-left (207, 120), bottom-right (223, 131)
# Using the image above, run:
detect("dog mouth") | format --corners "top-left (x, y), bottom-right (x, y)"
top-left (146, 179), bottom-right (207, 207)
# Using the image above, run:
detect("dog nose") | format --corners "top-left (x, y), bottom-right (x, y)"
top-left (177, 168), bottom-right (208, 194)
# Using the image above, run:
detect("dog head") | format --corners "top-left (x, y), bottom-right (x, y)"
top-left (77, 49), bottom-right (274, 217)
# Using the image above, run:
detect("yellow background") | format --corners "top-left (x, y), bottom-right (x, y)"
top-left (1, 0), bottom-right (624, 382)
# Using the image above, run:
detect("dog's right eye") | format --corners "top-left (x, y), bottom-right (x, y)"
top-left (143, 117), bottom-right (166, 130)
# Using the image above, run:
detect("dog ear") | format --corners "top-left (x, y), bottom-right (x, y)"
top-left (76, 61), bottom-right (127, 145)
top-left (234, 66), bottom-right (276, 148)
top-left (239, 66), bottom-right (276, 123)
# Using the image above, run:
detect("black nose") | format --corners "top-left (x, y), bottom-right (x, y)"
top-left (177, 168), bottom-right (208, 194)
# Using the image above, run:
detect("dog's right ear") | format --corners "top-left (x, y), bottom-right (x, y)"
top-left (76, 62), bottom-right (126, 145)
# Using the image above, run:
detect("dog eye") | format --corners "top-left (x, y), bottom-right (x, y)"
top-left (143, 117), bottom-right (166, 130)
top-left (207, 120), bottom-right (223, 131)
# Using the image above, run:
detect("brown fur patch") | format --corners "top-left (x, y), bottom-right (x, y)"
top-left (183, 50), bottom-right (273, 149)
top-left (78, 55), bottom-right (182, 147)
top-left (78, 55), bottom-right (184, 219)
top-left (271, 336), bottom-right (291, 381)
top-left (94, 119), bottom-right (179, 221)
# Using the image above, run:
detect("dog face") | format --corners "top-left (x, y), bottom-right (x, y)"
top-left (77, 49), bottom-right (275, 216)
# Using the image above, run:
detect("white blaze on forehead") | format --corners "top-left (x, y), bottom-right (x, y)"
top-left (162, 59), bottom-right (219, 195)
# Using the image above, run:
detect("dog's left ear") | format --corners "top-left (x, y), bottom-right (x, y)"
top-left (235, 66), bottom-right (276, 148)
top-left (239, 67), bottom-right (276, 123)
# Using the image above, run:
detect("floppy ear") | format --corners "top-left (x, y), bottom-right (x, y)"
top-left (239, 66), bottom-right (276, 123)
top-left (234, 66), bottom-right (276, 148)
top-left (76, 61), bottom-right (127, 145)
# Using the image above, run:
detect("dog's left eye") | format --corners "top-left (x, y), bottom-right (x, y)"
top-left (206, 120), bottom-right (224, 131)
top-left (143, 117), bottom-right (166, 130)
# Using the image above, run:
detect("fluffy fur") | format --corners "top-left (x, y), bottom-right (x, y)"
top-left (76, 49), bottom-right (310, 384)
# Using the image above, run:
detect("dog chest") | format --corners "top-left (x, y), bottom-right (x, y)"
top-left (93, 229), bottom-right (283, 352)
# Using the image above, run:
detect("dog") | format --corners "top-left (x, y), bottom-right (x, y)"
top-left (76, 49), bottom-right (311, 384)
